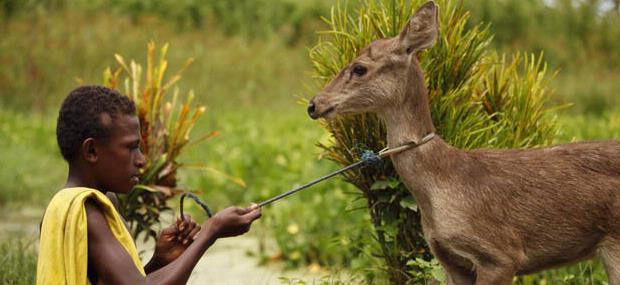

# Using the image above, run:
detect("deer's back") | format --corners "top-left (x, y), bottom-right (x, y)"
top-left (461, 140), bottom-right (620, 271)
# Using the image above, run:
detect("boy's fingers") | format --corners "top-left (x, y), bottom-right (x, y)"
top-left (184, 220), bottom-right (196, 236)
top-left (177, 218), bottom-right (185, 231)
top-left (177, 214), bottom-right (193, 231)
top-left (192, 229), bottom-right (202, 241)
top-left (188, 226), bottom-right (201, 241)
top-left (248, 203), bottom-right (260, 210)
top-left (161, 224), bottom-right (179, 236)
top-left (178, 219), bottom-right (196, 241)
top-left (244, 208), bottom-right (262, 222)
top-left (234, 206), bottom-right (250, 215)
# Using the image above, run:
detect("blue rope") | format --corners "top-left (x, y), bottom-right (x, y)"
top-left (179, 149), bottom-right (382, 218)
top-left (257, 149), bottom-right (382, 207)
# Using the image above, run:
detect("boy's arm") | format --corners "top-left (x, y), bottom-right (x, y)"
top-left (103, 191), bottom-right (199, 273)
top-left (85, 200), bottom-right (261, 285)
top-left (85, 200), bottom-right (147, 284)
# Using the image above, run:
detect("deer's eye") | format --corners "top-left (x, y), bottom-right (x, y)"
top-left (352, 65), bottom-right (367, 77)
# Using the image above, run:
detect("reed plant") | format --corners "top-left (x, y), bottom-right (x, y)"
top-left (102, 42), bottom-right (219, 241)
top-left (309, 0), bottom-right (559, 283)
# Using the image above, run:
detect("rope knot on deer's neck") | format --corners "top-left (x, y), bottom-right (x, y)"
top-left (377, 132), bottom-right (436, 158)
top-left (361, 149), bottom-right (382, 166)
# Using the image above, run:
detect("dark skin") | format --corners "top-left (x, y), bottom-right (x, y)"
top-left (65, 113), bottom-right (261, 284)
top-left (105, 193), bottom-right (202, 273)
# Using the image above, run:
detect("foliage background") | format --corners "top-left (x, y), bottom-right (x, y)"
top-left (1, 0), bottom-right (619, 284)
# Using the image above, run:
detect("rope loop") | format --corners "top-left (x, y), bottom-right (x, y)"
top-left (179, 192), bottom-right (213, 220)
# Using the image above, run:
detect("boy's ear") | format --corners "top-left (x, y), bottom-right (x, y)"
top-left (82, 138), bottom-right (98, 163)
top-left (399, 1), bottom-right (439, 54)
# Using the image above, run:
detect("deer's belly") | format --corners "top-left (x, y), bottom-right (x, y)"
top-left (517, 231), bottom-right (602, 274)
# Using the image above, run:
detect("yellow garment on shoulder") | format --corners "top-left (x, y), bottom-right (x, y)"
top-left (37, 187), bottom-right (146, 285)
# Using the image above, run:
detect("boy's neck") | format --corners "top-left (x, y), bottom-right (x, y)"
top-left (65, 163), bottom-right (99, 191)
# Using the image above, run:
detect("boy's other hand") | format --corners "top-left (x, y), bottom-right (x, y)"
top-left (207, 204), bottom-right (262, 238)
top-left (152, 214), bottom-right (201, 265)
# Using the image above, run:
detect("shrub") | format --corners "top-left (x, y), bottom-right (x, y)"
top-left (103, 42), bottom-right (219, 241)
top-left (309, 0), bottom-right (559, 283)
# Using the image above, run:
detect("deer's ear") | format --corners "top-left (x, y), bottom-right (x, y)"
top-left (399, 1), bottom-right (439, 54)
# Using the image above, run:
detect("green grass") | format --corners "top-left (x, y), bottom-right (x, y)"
top-left (0, 8), bottom-right (313, 112)
top-left (0, 236), bottom-right (38, 285)
top-left (0, 109), bottom-right (65, 207)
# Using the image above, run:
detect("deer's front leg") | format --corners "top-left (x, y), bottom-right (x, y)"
top-left (429, 239), bottom-right (475, 285)
top-left (444, 265), bottom-right (475, 285)
top-left (474, 264), bottom-right (515, 285)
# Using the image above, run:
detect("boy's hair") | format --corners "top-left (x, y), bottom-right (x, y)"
top-left (56, 85), bottom-right (136, 162)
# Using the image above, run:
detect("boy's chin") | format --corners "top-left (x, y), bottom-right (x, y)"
top-left (123, 185), bottom-right (136, 194)
top-left (112, 184), bottom-right (135, 194)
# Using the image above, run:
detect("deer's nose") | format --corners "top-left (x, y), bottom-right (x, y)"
top-left (307, 101), bottom-right (317, 119)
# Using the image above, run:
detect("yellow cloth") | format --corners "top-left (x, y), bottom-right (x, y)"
top-left (37, 187), bottom-right (145, 285)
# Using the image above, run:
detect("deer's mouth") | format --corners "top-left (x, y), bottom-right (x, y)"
top-left (320, 106), bottom-right (336, 118)
top-left (308, 101), bottom-right (336, 120)
top-left (309, 105), bottom-right (335, 120)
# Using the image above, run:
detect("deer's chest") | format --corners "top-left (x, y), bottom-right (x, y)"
top-left (391, 154), bottom-right (471, 228)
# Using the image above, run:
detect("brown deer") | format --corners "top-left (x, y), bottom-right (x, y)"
top-left (307, 1), bottom-right (620, 284)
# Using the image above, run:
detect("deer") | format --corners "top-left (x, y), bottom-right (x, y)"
top-left (307, 1), bottom-right (620, 284)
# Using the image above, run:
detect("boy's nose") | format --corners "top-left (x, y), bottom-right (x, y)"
top-left (135, 150), bottom-right (146, 168)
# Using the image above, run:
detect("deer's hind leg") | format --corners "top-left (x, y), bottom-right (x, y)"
top-left (599, 237), bottom-right (620, 285)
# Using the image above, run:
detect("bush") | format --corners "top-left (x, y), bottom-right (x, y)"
top-left (309, 0), bottom-right (559, 283)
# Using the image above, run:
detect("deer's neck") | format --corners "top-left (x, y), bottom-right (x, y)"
top-left (378, 71), bottom-right (450, 222)
top-left (380, 73), bottom-right (435, 148)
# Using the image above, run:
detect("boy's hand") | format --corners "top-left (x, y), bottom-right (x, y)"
top-left (152, 215), bottom-right (201, 265)
top-left (207, 204), bottom-right (261, 238)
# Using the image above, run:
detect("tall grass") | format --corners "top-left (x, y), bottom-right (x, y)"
top-left (0, 108), bottom-right (64, 207)
top-left (0, 237), bottom-right (37, 285)
top-left (465, 0), bottom-right (620, 70)
top-left (0, 0), bottom-right (332, 44)
top-left (0, 8), bottom-right (313, 112)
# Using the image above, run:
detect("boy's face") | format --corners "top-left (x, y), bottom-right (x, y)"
top-left (94, 114), bottom-right (145, 194)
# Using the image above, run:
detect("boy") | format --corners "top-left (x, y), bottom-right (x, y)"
top-left (37, 86), bottom-right (261, 284)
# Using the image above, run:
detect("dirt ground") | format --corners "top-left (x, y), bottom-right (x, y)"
top-left (139, 236), bottom-right (328, 285)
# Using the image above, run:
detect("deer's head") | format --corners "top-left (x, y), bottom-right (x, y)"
top-left (308, 1), bottom-right (439, 120)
